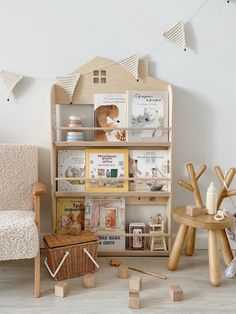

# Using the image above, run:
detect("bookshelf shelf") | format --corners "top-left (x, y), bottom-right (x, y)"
top-left (50, 57), bottom-right (173, 257)
top-left (54, 141), bottom-right (171, 148)
top-left (55, 191), bottom-right (171, 198)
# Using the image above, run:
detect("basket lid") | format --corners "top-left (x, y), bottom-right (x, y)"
top-left (44, 231), bottom-right (98, 248)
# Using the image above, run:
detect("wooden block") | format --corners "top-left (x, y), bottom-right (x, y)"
top-left (55, 281), bottom-right (69, 298)
top-left (117, 264), bottom-right (128, 278)
top-left (130, 276), bottom-right (142, 291)
top-left (129, 290), bottom-right (140, 309)
top-left (84, 273), bottom-right (95, 288)
top-left (69, 223), bottom-right (81, 235)
top-left (186, 204), bottom-right (204, 217)
top-left (169, 285), bottom-right (183, 301)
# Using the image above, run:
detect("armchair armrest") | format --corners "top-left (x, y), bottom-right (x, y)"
top-left (32, 182), bottom-right (47, 196)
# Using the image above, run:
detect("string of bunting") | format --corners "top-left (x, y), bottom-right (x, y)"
top-left (0, 0), bottom-right (231, 102)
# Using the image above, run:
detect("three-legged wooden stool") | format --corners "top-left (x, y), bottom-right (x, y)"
top-left (168, 206), bottom-right (234, 286)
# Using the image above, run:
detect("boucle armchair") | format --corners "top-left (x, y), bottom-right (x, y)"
top-left (0, 144), bottom-right (46, 297)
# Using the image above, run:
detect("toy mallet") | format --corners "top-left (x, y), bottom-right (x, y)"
top-left (109, 259), bottom-right (167, 280)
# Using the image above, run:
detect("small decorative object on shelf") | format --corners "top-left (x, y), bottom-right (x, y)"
top-left (66, 116), bottom-right (84, 142)
top-left (148, 214), bottom-right (167, 251)
top-left (129, 223), bottom-right (146, 250)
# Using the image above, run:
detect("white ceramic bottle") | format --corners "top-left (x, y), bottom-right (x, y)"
top-left (206, 182), bottom-right (217, 215)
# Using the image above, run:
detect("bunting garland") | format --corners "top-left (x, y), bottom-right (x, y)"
top-left (163, 20), bottom-right (186, 50)
top-left (0, 70), bottom-right (23, 101)
top-left (118, 52), bottom-right (140, 80)
top-left (56, 74), bottom-right (80, 104)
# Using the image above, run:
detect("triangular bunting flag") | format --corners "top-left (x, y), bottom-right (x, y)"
top-left (118, 52), bottom-right (139, 80)
top-left (56, 74), bottom-right (80, 104)
top-left (163, 20), bottom-right (186, 49)
top-left (0, 70), bottom-right (23, 101)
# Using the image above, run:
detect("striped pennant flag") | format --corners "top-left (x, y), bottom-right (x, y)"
top-left (118, 52), bottom-right (139, 80)
top-left (56, 74), bottom-right (80, 104)
top-left (0, 70), bottom-right (23, 101)
top-left (163, 20), bottom-right (186, 49)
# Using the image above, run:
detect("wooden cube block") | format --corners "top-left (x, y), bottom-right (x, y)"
top-left (55, 281), bottom-right (69, 298)
top-left (117, 264), bottom-right (128, 278)
top-left (130, 276), bottom-right (142, 291)
top-left (69, 223), bottom-right (81, 235)
top-left (84, 273), bottom-right (95, 288)
top-left (169, 285), bottom-right (183, 301)
top-left (186, 204), bottom-right (204, 217)
top-left (129, 290), bottom-right (140, 309)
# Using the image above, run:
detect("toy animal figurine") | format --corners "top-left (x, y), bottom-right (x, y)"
top-left (150, 213), bottom-right (163, 224)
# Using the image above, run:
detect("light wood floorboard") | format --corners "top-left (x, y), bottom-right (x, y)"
top-left (0, 250), bottom-right (236, 314)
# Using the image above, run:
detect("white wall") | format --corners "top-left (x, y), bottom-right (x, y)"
top-left (0, 0), bottom-right (236, 247)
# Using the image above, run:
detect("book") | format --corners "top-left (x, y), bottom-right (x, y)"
top-left (129, 222), bottom-right (146, 250)
top-left (57, 149), bottom-right (85, 192)
top-left (85, 148), bottom-right (129, 192)
top-left (129, 150), bottom-right (169, 192)
top-left (94, 94), bottom-right (126, 142)
top-left (84, 196), bottom-right (125, 252)
top-left (127, 90), bottom-right (168, 142)
top-left (56, 198), bottom-right (85, 234)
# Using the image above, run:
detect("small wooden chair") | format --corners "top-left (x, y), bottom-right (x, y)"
top-left (148, 221), bottom-right (167, 251)
top-left (0, 144), bottom-right (46, 297)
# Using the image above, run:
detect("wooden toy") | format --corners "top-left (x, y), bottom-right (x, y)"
top-left (129, 290), bottom-right (140, 309)
top-left (69, 223), bottom-right (81, 235)
top-left (117, 264), bottom-right (128, 278)
top-left (84, 273), bottom-right (95, 288)
top-left (148, 220), bottom-right (167, 251)
top-left (130, 276), bottom-right (142, 291)
top-left (55, 281), bottom-right (69, 298)
top-left (186, 204), bottom-right (205, 217)
top-left (169, 285), bottom-right (183, 301)
top-left (110, 259), bottom-right (167, 280)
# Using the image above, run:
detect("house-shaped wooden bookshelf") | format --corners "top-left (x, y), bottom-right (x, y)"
top-left (50, 56), bottom-right (173, 256)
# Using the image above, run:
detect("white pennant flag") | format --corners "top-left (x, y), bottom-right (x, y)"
top-left (56, 74), bottom-right (80, 104)
top-left (163, 20), bottom-right (186, 49)
top-left (0, 70), bottom-right (23, 101)
top-left (119, 52), bottom-right (139, 80)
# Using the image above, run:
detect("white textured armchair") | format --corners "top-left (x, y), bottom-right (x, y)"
top-left (0, 144), bottom-right (46, 297)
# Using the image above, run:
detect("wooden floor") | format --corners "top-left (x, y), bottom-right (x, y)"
top-left (0, 250), bottom-right (236, 314)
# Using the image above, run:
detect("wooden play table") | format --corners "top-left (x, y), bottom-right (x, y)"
top-left (168, 206), bottom-right (234, 286)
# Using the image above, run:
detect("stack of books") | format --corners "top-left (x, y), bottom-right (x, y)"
top-left (66, 116), bottom-right (84, 142)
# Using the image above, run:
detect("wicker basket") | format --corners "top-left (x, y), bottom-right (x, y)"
top-left (44, 231), bottom-right (99, 281)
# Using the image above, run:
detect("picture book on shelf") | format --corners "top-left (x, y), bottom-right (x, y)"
top-left (129, 150), bottom-right (169, 192)
top-left (127, 90), bottom-right (168, 142)
top-left (56, 198), bottom-right (85, 234)
top-left (129, 222), bottom-right (146, 250)
top-left (57, 149), bottom-right (85, 192)
top-left (85, 148), bottom-right (128, 192)
top-left (84, 196), bottom-right (125, 252)
top-left (94, 93), bottom-right (126, 142)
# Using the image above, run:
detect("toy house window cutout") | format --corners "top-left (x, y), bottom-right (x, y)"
top-left (93, 70), bottom-right (106, 84)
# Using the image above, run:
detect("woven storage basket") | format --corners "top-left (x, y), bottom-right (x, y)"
top-left (44, 231), bottom-right (99, 281)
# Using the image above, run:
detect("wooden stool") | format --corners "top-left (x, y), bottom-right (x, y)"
top-left (168, 206), bottom-right (234, 287)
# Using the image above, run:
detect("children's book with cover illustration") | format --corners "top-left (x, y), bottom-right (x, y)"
top-left (127, 90), bottom-right (168, 142)
top-left (56, 198), bottom-right (85, 234)
top-left (129, 222), bottom-right (146, 250)
top-left (84, 196), bottom-right (125, 251)
top-left (85, 148), bottom-right (128, 192)
top-left (129, 150), bottom-right (169, 192)
top-left (94, 94), bottom-right (126, 142)
top-left (57, 150), bottom-right (85, 192)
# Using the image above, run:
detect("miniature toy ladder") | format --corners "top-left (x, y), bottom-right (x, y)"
top-left (148, 221), bottom-right (167, 251)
